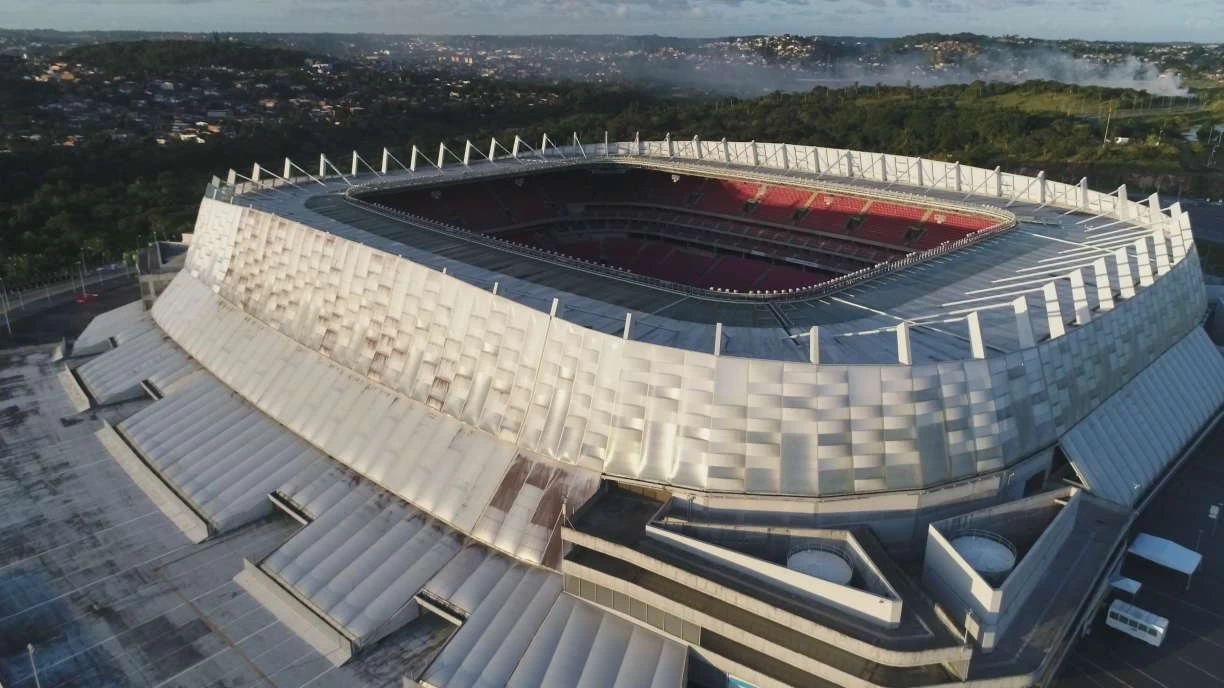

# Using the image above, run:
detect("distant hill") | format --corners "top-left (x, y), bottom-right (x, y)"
top-left (60, 39), bottom-right (313, 74)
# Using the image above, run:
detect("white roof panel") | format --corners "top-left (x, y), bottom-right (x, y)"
top-left (1128, 533), bottom-right (1202, 575)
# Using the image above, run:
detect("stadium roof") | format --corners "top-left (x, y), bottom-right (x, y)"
top-left (244, 156), bottom-right (1163, 364)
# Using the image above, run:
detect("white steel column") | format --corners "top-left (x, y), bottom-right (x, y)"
top-left (809, 326), bottom-right (820, 365)
top-left (1013, 296), bottom-right (1036, 348)
top-left (966, 312), bottom-right (986, 360)
top-left (1115, 185), bottom-right (1130, 219)
top-left (1092, 258), bottom-right (1115, 312)
top-left (1115, 247), bottom-right (1136, 298)
top-left (714, 323), bottom-right (724, 356)
top-left (1042, 283), bottom-right (1066, 339)
top-left (1134, 237), bottom-right (1155, 286)
top-left (351, 151), bottom-right (359, 177)
top-left (1168, 205), bottom-right (1188, 261)
top-left (1068, 269), bottom-right (1091, 325)
top-left (896, 323), bottom-right (912, 365)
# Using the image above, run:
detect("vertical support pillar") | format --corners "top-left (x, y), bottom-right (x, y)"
top-left (1037, 171), bottom-right (1047, 205)
top-left (782, 145), bottom-right (790, 170)
top-left (1092, 258), bottom-right (1115, 312)
top-left (512, 136), bottom-right (522, 159)
top-left (1115, 246), bottom-right (1136, 299)
top-left (604, 131), bottom-right (609, 157)
top-left (879, 154), bottom-right (888, 182)
top-left (722, 138), bottom-right (730, 163)
top-left (845, 151), bottom-right (855, 178)
top-left (409, 146), bottom-right (419, 172)
top-left (750, 141), bottom-right (759, 167)
top-left (318, 153), bottom-right (326, 178)
top-left (1042, 283), bottom-right (1065, 339)
top-left (1167, 204), bottom-right (1187, 261)
top-left (549, 298), bottom-right (560, 318)
top-left (808, 326), bottom-right (819, 365)
top-left (492, 281), bottom-right (499, 295)
top-left (463, 140), bottom-right (472, 166)
top-left (251, 162), bottom-right (262, 182)
top-left (1116, 185), bottom-right (1130, 219)
top-left (351, 150), bottom-right (359, 177)
top-left (1148, 192), bottom-right (1162, 216)
top-left (966, 312), bottom-right (986, 360)
top-left (896, 323), bottom-right (912, 365)
top-left (381, 148), bottom-right (389, 174)
top-left (623, 313), bottom-right (633, 340)
top-left (714, 323), bottom-right (723, 357)
top-left (634, 131), bottom-right (641, 155)
top-left (226, 169), bottom-right (237, 186)
top-left (665, 133), bottom-right (674, 157)
top-left (954, 162), bottom-right (963, 192)
top-left (540, 133), bottom-right (549, 158)
top-left (916, 159), bottom-right (925, 187)
top-left (1153, 233), bottom-right (1171, 275)
top-left (283, 157), bottom-right (292, 180)
top-left (1068, 269), bottom-right (1091, 325)
top-left (437, 142), bottom-right (447, 169)
top-left (994, 166), bottom-right (1003, 198)
top-left (1079, 178), bottom-right (1089, 209)
top-left (694, 135), bottom-right (702, 160)
top-left (812, 147), bottom-right (823, 175)
top-left (489, 137), bottom-right (498, 161)
top-left (1134, 237), bottom-right (1155, 286)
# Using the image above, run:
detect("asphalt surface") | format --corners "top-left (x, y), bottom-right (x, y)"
top-left (0, 281), bottom-right (140, 348)
top-left (1054, 417), bottom-right (1224, 688)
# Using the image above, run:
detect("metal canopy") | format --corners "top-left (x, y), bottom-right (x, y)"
top-left (1128, 533), bottom-right (1202, 576)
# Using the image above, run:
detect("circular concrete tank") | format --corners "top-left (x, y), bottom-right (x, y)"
top-left (787, 549), bottom-right (854, 586)
top-left (950, 531), bottom-right (1017, 584)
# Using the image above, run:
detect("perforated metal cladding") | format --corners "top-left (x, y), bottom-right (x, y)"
top-left (174, 197), bottom-right (1206, 498)
top-left (217, 209), bottom-right (552, 442)
top-left (186, 199), bottom-right (242, 287)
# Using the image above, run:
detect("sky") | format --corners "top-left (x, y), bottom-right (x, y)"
top-left (1, 0), bottom-right (1222, 43)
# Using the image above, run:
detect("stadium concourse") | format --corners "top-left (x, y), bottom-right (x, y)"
top-left (2, 136), bottom-right (1223, 688)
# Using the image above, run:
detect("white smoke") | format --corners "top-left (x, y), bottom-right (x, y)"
top-left (610, 47), bottom-right (1190, 97)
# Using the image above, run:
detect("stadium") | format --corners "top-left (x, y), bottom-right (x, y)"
top-left (13, 135), bottom-right (1223, 688)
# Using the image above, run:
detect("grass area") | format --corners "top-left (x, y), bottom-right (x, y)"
top-left (977, 91), bottom-right (1127, 116)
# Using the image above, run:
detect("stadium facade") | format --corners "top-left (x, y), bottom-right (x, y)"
top-left (56, 136), bottom-right (1224, 687)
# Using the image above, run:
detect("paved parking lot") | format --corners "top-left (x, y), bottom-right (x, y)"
top-left (1055, 418), bottom-right (1224, 688)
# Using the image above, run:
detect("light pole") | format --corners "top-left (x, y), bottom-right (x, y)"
top-left (28, 643), bottom-right (42, 688)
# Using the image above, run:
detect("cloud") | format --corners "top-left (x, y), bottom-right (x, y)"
top-left (0, 0), bottom-right (1221, 42)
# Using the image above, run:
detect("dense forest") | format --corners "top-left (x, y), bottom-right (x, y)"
top-left (1, 43), bottom-right (1220, 283)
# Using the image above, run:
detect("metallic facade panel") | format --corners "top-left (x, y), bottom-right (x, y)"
top-left (156, 150), bottom-right (1208, 501)
top-left (1061, 328), bottom-right (1224, 506)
